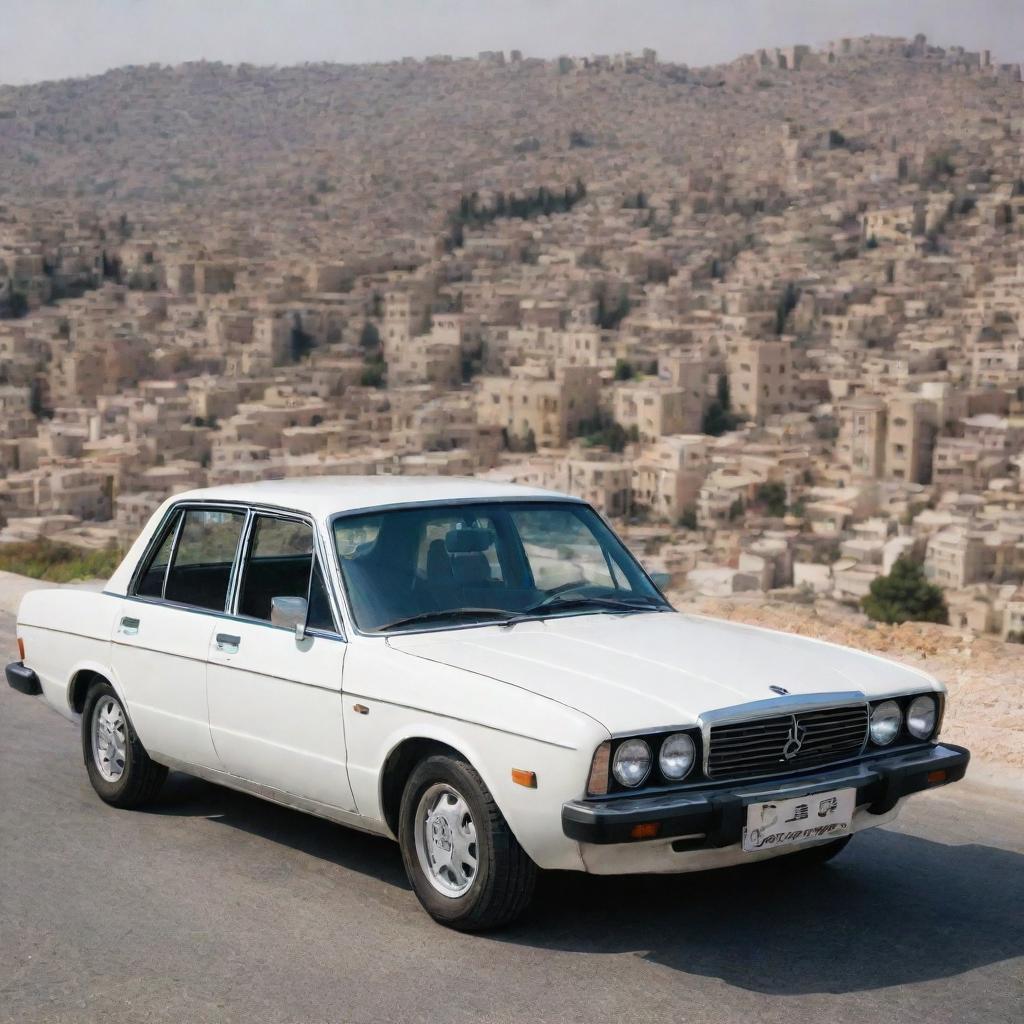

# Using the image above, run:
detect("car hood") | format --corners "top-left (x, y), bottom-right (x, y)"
top-left (386, 610), bottom-right (938, 734)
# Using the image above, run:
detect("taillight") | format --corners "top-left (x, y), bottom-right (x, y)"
top-left (586, 741), bottom-right (611, 796)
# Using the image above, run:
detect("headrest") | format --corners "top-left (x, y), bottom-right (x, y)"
top-left (445, 527), bottom-right (494, 554)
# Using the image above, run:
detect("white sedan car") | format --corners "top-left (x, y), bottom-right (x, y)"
top-left (7, 477), bottom-right (969, 929)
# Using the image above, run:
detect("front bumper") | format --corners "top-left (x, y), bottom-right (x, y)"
top-left (562, 742), bottom-right (970, 848)
top-left (6, 661), bottom-right (42, 696)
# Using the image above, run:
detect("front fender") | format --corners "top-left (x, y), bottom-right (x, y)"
top-left (342, 640), bottom-right (605, 871)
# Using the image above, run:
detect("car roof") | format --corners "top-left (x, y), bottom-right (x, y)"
top-left (172, 475), bottom-right (581, 519)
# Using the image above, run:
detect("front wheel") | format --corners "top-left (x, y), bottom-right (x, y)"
top-left (81, 681), bottom-right (167, 808)
top-left (398, 754), bottom-right (536, 930)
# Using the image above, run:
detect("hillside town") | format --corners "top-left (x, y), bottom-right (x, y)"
top-left (3, 34), bottom-right (1024, 638)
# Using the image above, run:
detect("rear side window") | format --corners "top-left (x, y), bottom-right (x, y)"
top-left (164, 509), bottom-right (246, 611)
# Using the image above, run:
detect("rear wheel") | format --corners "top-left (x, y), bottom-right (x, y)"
top-left (81, 681), bottom-right (166, 808)
top-left (398, 753), bottom-right (536, 930)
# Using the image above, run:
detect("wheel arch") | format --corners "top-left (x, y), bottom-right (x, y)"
top-left (68, 661), bottom-right (125, 716)
top-left (378, 735), bottom-right (471, 839)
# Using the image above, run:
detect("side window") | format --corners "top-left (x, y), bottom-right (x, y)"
top-left (164, 508), bottom-right (246, 611)
top-left (134, 510), bottom-right (182, 598)
top-left (238, 515), bottom-right (336, 632)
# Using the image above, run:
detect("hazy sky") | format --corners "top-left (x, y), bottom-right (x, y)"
top-left (2, 0), bottom-right (1023, 86)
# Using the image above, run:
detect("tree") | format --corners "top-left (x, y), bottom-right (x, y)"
top-left (613, 358), bottom-right (634, 381)
top-left (774, 282), bottom-right (800, 335)
top-left (755, 481), bottom-right (787, 518)
top-left (678, 506), bottom-right (698, 530)
top-left (360, 359), bottom-right (386, 388)
top-left (359, 321), bottom-right (380, 350)
top-left (702, 373), bottom-right (740, 436)
top-left (290, 313), bottom-right (315, 362)
top-left (861, 557), bottom-right (949, 625)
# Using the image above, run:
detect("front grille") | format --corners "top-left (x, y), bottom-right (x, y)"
top-left (707, 704), bottom-right (869, 780)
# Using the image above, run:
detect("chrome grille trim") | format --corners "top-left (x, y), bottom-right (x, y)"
top-left (706, 702), bottom-right (869, 781)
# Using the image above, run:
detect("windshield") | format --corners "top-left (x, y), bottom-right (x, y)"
top-left (332, 500), bottom-right (668, 632)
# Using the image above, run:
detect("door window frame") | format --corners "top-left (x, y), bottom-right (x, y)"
top-left (230, 509), bottom-right (341, 637)
top-left (125, 500), bottom-right (347, 641)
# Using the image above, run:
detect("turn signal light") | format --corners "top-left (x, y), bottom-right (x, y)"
top-left (586, 741), bottom-right (611, 796)
top-left (511, 769), bottom-right (537, 789)
top-left (927, 769), bottom-right (947, 785)
top-left (630, 822), bottom-right (661, 840)
top-left (17, 638), bottom-right (25, 661)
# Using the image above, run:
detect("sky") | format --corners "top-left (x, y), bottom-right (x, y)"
top-left (1, 0), bottom-right (1023, 86)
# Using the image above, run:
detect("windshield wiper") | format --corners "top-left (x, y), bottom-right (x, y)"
top-left (377, 608), bottom-right (516, 632)
top-left (506, 595), bottom-right (665, 623)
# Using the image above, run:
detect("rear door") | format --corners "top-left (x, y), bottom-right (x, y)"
top-left (206, 512), bottom-right (356, 812)
top-left (110, 505), bottom-right (246, 768)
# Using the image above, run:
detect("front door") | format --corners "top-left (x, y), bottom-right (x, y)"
top-left (206, 513), bottom-right (356, 812)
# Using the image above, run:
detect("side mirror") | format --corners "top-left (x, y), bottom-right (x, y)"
top-left (271, 596), bottom-right (309, 641)
top-left (649, 572), bottom-right (671, 590)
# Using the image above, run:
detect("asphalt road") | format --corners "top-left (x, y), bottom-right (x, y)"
top-left (1, 607), bottom-right (1022, 1024)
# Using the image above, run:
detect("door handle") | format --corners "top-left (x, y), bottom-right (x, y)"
top-left (215, 633), bottom-right (241, 653)
top-left (119, 616), bottom-right (140, 635)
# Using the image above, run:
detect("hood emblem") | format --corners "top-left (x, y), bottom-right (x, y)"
top-left (769, 685), bottom-right (789, 696)
top-left (782, 718), bottom-right (807, 760)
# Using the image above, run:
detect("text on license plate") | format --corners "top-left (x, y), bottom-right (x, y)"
top-left (742, 787), bottom-right (856, 853)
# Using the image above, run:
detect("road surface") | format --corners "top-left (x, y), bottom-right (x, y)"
top-left (1, 608), bottom-right (1021, 1023)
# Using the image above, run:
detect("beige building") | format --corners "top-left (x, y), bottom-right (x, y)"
top-left (727, 339), bottom-right (791, 424)
top-left (837, 396), bottom-right (887, 479)
top-left (476, 364), bottom-right (599, 448)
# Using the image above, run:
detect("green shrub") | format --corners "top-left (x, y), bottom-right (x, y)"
top-left (861, 557), bottom-right (948, 625)
top-left (0, 540), bottom-right (122, 582)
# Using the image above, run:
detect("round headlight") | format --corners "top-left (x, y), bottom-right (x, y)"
top-left (612, 738), bottom-right (652, 788)
top-left (870, 700), bottom-right (902, 746)
top-left (907, 694), bottom-right (937, 740)
top-left (659, 733), bottom-right (696, 781)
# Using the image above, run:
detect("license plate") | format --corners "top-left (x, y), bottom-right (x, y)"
top-left (742, 788), bottom-right (855, 853)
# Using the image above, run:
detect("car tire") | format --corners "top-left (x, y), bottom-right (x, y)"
top-left (398, 753), bottom-right (536, 931)
top-left (81, 680), bottom-right (167, 808)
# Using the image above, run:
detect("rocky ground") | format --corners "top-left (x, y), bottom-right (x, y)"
top-left (673, 592), bottom-right (1024, 773)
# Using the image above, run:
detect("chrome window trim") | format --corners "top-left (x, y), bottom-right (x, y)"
top-left (230, 507), bottom-right (343, 637)
top-left (129, 501), bottom-right (247, 608)
top-left (122, 498), bottom-right (348, 642)
top-left (161, 510), bottom-right (186, 600)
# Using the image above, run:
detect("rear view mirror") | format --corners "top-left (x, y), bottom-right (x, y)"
top-left (271, 596), bottom-right (309, 640)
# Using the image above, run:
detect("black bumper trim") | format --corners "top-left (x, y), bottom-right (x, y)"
top-left (562, 742), bottom-right (970, 847)
top-left (6, 661), bottom-right (42, 696)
